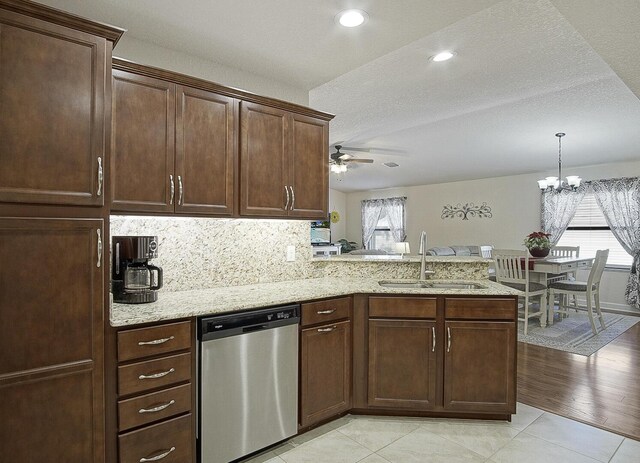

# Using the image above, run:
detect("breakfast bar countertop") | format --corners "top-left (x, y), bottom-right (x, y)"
top-left (110, 277), bottom-right (519, 327)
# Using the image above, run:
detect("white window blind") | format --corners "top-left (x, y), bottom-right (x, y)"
top-left (556, 193), bottom-right (632, 267)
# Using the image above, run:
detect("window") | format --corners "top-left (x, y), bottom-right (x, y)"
top-left (370, 214), bottom-right (396, 252)
top-left (361, 197), bottom-right (406, 251)
top-left (556, 193), bottom-right (633, 268)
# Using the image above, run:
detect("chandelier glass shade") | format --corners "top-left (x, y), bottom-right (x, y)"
top-left (537, 133), bottom-right (581, 191)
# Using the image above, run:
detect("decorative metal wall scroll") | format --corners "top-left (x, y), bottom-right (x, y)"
top-left (441, 202), bottom-right (493, 220)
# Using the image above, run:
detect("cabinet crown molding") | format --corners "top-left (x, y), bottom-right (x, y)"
top-left (112, 57), bottom-right (335, 121)
top-left (0, 0), bottom-right (126, 44)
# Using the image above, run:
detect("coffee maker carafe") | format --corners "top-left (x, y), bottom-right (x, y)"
top-left (112, 236), bottom-right (163, 304)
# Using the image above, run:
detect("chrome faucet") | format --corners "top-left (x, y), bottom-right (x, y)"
top-left (419, 231), bottom-right (431, 280)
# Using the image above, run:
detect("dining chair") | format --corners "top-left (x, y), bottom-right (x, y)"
top-left (479, 245), bottom-right (496, 280)
top-left (493, 249), bottom-right (547, 335)
top-left (549, 245), bottom-right (580, 308)
top-left (548, 249), bottom-right (609, 335)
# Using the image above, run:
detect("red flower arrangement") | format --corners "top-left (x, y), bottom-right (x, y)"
top-left (523, 231), bottom-right (551, 250)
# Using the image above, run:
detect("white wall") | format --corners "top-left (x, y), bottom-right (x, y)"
top-left (345, 160), bottom-right (640, 312)
top-left (114, 36), bottom-right (309, 106)
top-left (328, 189), bottom-right (347, 242)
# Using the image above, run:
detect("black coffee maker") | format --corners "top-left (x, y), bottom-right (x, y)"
top-left (112, 236), bottom-right (163, 304)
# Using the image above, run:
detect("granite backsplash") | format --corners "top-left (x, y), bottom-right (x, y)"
top-left (110, 216), bottom-right (315, 292)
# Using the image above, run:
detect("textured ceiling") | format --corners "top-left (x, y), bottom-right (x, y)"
top-left (37, 0), bottom-right (640, 193)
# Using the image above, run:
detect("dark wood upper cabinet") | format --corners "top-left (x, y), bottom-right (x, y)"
top-left (111, 70), bottom-right (176, 213)
top-left (0, 9), bottom-right (110, 206)
top-left (239, 101), bottom-right (289, 217)
top-left (443, 321), bottom-right (516, 413)
top-left (176, 86), bottom-right (236, 215)
top-left (368, 319), bottom-right (437, 410)
top-left (0, 217), bottom-right (105, 462)
top-left (289, 114), bottom-right (329, 219)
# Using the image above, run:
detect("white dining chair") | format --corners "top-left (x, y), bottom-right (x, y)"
top-left (480, 245), bottom-right (496, 280)
top-left (549, 245), bottom-right (580, 308)
top-left (548, 249), bottom-right (609, 335)
top-left (493, 249), bottom-right (547, 335)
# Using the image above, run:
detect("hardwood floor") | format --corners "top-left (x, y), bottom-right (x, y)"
top-left (518, 322), bottom-right (640, 440)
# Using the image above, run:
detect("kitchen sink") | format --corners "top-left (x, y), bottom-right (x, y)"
top-left (378, 280), bottom-right (486, 290)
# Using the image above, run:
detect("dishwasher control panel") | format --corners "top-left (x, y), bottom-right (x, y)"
top-left (199, 304), bottom-right (300, 341)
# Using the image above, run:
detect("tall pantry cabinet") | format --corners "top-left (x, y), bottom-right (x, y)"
top-left (0, 1), bottom-right (124, 461)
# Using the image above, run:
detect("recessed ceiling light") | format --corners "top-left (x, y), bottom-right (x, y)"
top-left (336, 9), bottom-right (368, 28)
top-left (431, 51), bottom-right (455, 62)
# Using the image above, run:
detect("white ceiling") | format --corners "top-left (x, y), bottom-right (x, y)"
top-left (39, 0), bottom-right (640, 193)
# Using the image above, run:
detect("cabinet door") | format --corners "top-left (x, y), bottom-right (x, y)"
top-left (288, 114), bottom-right (328, 219)
top-left (239, 102), bottom-right (289, 217)
top-left (443, 321), bottom-right (516, 413)
top-left (0, 218), bottom-right (104, 462)
top-left (0, 10), bottom-right (106, 206)
top-left (175, 86), bottom-right (236, 215)
top-left (111, 70), bottom-right (175, 213)
top-left (368, 319), bottom-right (437, 409)
top-left (300, 320), bottom-right (351, 428)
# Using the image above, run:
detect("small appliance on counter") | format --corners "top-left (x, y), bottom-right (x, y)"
top-left (111, 235), bottom-right (163, 304)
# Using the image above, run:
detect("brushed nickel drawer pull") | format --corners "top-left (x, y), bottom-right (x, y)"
top-left (284, 185), bottom-right (290, 210)
top-left (97, 156), bottom-right (103, 196)
top-left (290, 186), bottom-right (295, 210)
top-left (317, 326), bottom-right (336, 333)
top-left (140, 447), bottom-right (175, 462)
top-left (138, 400), bottom-right (175, 414)
top-left (139, 368), bottom-right (175, 380)
top-left (317, 309), bottom-right (336, 314)
top-left (432, 326), bottom-right (436, 352)
top-left (447, 327), bottom-right (452, 353)
top-left (138, 336), bottom-right (175, 346)
top-left (178, 175), bottom-right (184, 206)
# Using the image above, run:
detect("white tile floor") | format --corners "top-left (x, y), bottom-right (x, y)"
top-left (240, 403), bottom-right (638, 463)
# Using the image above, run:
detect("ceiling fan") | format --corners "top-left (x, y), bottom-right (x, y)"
top-left (329, 145), bottom-right (373, 173)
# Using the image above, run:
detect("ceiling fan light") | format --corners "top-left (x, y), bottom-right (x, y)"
top-left (336, 9), bottom-right (368, 28)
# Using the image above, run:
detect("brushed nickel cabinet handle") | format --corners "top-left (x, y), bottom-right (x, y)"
top-left (169, 175), bottom-right (175, 205)
top-left (96, 157), bottom-right (103, 196)
top-left (178, 175), bottom-right (184, 205)
top-left (284, 185), bottom-right (290, 210)
top-left (138, 336), bottom-right (174, 346)
top-left (96, 229), bottom-right (102, 268)
top-left (139, 368), bottom-right (175, 380)
top-left (317, 326), bottom-right (337, 333)
top-left (139, 447), bottom-right (175, 462)
top-left (317, 309), bottom-right (336, 314)
top-left (290, 186), bottom-right (295, 210)
top-left (432, 326), bottom-right (436, 352)
top-left (138, 400), bottom-right (175, 414)
top-left (447, 326), bottom-right (451, 353)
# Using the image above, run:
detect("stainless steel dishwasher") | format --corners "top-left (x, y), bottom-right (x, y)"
top-left (198, 305), bottom-right (299, 463)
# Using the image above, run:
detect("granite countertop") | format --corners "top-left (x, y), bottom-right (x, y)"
top-left (111, 277), bottom-right (518, 327)
top-left (314, 255), bottom-right (488, 263)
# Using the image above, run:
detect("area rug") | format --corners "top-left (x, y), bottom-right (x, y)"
top-left (518, 312), bottom-right (639, 356)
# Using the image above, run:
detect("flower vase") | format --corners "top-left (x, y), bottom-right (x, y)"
top-left (528, 247), bottom-right (550, 258)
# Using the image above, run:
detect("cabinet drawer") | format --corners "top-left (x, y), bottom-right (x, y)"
top-left (302, 297), bottom-right (351, 327)
top-left (118, 321), bottom-right (191, 362)
top-left (445, 298), bottom-right (516, 320)
top-left (118, 383), bottom-right (192, 432)
top-left (118, 353), bottom-right (191, 396)
top-left (369, 297), bottom-right (436, 319)
top-left (119, 414), bottom-right (193, 463)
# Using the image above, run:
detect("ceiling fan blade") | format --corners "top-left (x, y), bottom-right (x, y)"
top-left (338, 153), bottom-right (353, 160)
top-left (341, 145), bottom-right (407, 154)
top-left (345, 158), bottom-right (374, 163)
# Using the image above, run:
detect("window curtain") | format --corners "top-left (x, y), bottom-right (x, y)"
top-left (541, 186), bottom-right (587, 245)
top-left (361, 197), bottom-right (406, 249)
top-left (383, 197), bottom-right (407, 243)
top-left (590, 177), bottom-right (640, 309)
top-left (361, 198), bottom-right (385, 249)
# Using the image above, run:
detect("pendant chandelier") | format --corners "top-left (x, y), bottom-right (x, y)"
top-left (537, 132), bottom-right (581, 191)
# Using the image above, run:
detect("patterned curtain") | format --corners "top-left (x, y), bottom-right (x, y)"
top-left (591, 177), bottom-right (640, 309)
top-left (361, 198), bottom-right (385, 249)
top-left (541, 186), bottom-right (587, 245)
top-left (383, 197), bottom-right (407, 243)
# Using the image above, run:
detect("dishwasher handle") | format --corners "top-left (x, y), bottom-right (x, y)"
top-left (243, 324), bottom-right (268, 333)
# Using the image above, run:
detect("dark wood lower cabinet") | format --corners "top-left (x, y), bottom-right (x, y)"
top-left (0, 217), bottom-right (105, 462)
top-left (443, 321), bottom-right (516, 413)
top-left (368, 319), bottom-right (437, 409)
top-left (300, 320), bottom-right (351, 428)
